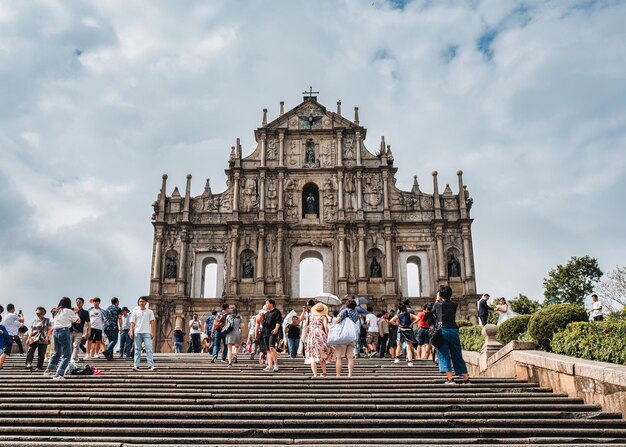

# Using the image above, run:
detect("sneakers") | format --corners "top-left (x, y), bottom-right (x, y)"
top-left (43, 370), bottom-right (54, 376)
top-left (210, 356), bottom-right (216, 364)
top-left (233, 356), bottom-right (238, 364)
top-left (444, 380), bottom-right (457, 385)
top-left (149, 366), bottom-right (156, 371)
top-left (25, 364), bottom-right (32, 369)
top-left (407, 362), bottom-right (413, 367)
top-left (83, 355), bottom-right (91, 360)
top-left (227, 363), bottom-right (232, 369)
top-left (263, 365), bottom-right (272, 371)
top-left (462, 379), bottom-right (472, 385)
top-left (52, 375), bottom-right (66, 381)
top-left (368, 352), bottom-right (376, 358)
top-left (273, 366), bottom-right (279, 372)
top-left (393, 358), bottom-right (400, 364)
top-left (132, 366), bottom-right (139, 371)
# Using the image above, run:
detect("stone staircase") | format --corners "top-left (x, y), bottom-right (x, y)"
top-left (0, 354), bottom-right (625, 446)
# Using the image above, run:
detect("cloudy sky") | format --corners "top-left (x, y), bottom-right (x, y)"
top-left (1, 0), bottom-right (625, 320)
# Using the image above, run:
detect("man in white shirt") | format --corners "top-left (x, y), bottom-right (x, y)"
top-left (365, 306), bottom-right (379, 357)
top-left (87, 297), bottom-right (105, 359)
top-left (588, 294), bottom-right (604, 321)
top-left (1, 304), bottom-right (24, 354)
top-left (130, 296), bottom-right (156, 371)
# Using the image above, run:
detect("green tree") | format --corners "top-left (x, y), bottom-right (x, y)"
top-left (509, 294), bottom-right (541, 314)
top-left (543, 256), bottom-right (603, 307)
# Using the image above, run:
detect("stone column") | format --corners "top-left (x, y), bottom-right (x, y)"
top-left (436, 231), bottom-right (445, 278)
top-left (337, 171), bottom-right (344, 210)
top-left (229, 228), bottom-right (238, 280)
top-left (158, 174), bottom-right (168, 221)
top-left (259, 172), bottom-right (266, 211)
top-left (385, 233), bottom-right (393, 278)
top-left (457, 170), bottom-right (467, 219)
top-left (183, 174), bottom-right (192, 221)
top-left (357, 228), bottom-right (366, 279)
top-left (356, 131), bottom-right (362, 166)
top-left (278, 132), bottom-right (285, 167)
top-left (338, 226), bottom-right (346, 278)
top-left (277, 172), bottom-right (284, 211)
top-left (462, 227), bottom-right (473, 278)
top-left (356, 172), bottom-right (363, 210)
top-left (257, 227), bottom-right (265, 279)
top-left (260, 133), bottom-right (266, 167)
top-left (233, 173), bottom-right (240, 212)
top-left (432, 171), bottom-right (442, 219)
top-left (276, 227), bottom-right (284, 294)
top-left (382, 170), bottom-right (389, 210)
top-left (178, 231), bottom-right (188, 281)
top-left (152, 232), bottom-right (163, 280)
top-left (336, 130), bottom-right (343, 167)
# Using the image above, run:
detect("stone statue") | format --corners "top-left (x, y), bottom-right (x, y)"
top-left (305, 143), bottom-right (315, 166)
top-left (448, 254), bottom-right (461, 277)
top-left (370, 257), bottom-right (382, 278)
top-left (165, 255), bottom-right (177, 279)
top-left (242, 258), bottom-right (254, 279)
top-left (306, 192), bottom-right (317, 215)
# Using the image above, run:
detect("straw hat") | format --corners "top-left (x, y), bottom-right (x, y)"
top-left (174, 325), bottom-right (182, 331)
top-left (311, 302), bottom-right (329, 317)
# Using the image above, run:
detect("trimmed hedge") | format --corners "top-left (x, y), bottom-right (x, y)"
top-left (527, 304), bottom-right (588, 351)
top-left (551, 320), bottom-right (626, 364)
top-left (459, 326), bottom-right (484, 352)
top-left (497, 315), bottom-right (531, 346)
top-left (456, 320), bottom-right (473, 328)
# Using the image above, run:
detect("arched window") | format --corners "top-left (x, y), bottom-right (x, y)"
top-left (302, 182), bottom-right (320, 218)
top-left (240, 249), bottom-right (256, 279)
top-left (299, 252), bottom-right (323, 298)
top-left (202, 261), bottom-right (218, 298)
top-left (406, 256), bottom-right (422, 297)
top-left (367, 248), bottom-right (384, 278)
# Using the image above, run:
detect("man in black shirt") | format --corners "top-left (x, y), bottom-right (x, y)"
top-left (261, 299), bottom-right (282, 372)
top-left (71, 297), bottom-right (90, 363)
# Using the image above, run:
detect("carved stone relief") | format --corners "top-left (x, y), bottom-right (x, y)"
top-left (362, 173), bottom-right (382, 210)
top-left (287, 140), bottom-right (300, 167)
top-left (344, 137), bottom-right (355, 160)
top-left (322, 177), bottom-right (337, 223)
top-left (267, 138), bottom-right (278, 161)
top-left (240, 178), bottom-right (258, 212)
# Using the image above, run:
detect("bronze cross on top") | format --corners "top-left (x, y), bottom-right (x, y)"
top-left (302, 86), bottom-right (319, 97)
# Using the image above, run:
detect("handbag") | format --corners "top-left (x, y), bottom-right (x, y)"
top-left (327, 317), bottom-right (359, 346)
top-left (428, 322), bottom-right (443, 347)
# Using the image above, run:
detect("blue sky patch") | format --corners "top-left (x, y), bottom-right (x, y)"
top-left (477, 29), bottom-right (497, 60)
top-left (442, 44), bottom-right (459, 63)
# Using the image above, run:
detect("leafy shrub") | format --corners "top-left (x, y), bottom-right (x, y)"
top-left (459, 326), bottom-right (484, 352)
top-left (497, 315), bottom-right (532, 346)
top-left (456, 320), bottom-right (473, 328)
top-left (551, 320), bottom-right (626, 364)
top-left (527, 304), bottom-right (588, 351)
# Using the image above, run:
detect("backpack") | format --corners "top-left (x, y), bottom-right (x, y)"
top-left (68, 363), bottom-right (94, 376)
top-left (221, 315), bottom-right (234, 335)
top-left (213, 313), bottom-right (226, 331)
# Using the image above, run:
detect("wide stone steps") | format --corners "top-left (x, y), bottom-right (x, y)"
top-left (0, 354), bottom-right (624, 446)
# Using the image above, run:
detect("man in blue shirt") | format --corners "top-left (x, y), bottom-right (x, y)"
top-left (0, 314), bottom-right (15, 369)
top-left (103, 297), bottom-right (123, 360)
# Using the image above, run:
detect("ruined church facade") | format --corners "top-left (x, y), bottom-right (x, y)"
top-left (148, 95), bottom-right (479, 351)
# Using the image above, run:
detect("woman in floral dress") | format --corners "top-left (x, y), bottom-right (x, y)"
top-left (304, 303), bottom-right (334, 377)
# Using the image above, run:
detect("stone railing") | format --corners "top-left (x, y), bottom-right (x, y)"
top-left (463, 324), bottom-right (626, 418)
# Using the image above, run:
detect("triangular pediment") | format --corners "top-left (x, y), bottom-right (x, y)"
top-left (261, 97), bottom-right (361, 134)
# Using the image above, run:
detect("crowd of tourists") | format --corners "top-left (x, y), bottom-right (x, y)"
top-left (182, 286), bottom-right (470, 383)
top-left (0, 297), bottom-right (156, 379)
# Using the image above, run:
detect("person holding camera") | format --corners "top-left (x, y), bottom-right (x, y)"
top-left (189, 313), bottom-right (202, 353)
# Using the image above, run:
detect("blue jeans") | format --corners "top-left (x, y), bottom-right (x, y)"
top-left (437, 328), bottom-right (468, 375)
top-left (104, 328), bottom-right (119, 358)
top-left (190, 333), bottom-right (201, 353)
top-left (133, 333), bottom-right (154, 368)
top-left (119, 330), bottom-right (131, 357)
top-left (174, 341), bottom-right (183, 353)
top-left (212, 330), bottom-right (227, 360)
top-left (47, 328), bottom-right (72, 377)
top-left (287, 338), bottom-right (299, 358)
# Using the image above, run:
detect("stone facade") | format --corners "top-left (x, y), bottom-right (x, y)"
top-left (148, 96), bottom-right (479, 352)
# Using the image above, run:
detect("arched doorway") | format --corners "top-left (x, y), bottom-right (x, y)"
top-left (302, 182), bottom-right (320, 218)
top-left (202, 260), bottom-right (218, 298)
top-left (290, 246), bottom-right (334, 298)
top-left (406, 259), bottom-right (422, 297)
top-left (299, 254), bottom-right (323, 298)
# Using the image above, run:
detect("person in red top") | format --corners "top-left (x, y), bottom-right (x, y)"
top-left (416, 304), bottom-right (432, 360)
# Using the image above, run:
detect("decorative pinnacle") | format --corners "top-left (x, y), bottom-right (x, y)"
top-left (354, 107), bottom-right (360, 125)
top-left (186, 174), bottom-right (192, 180)
top-left (279, 101), bottom-right (285, 116)
top-left (337, 100), bottom-right (342, 115)
top-left (457, 170), bottom-right (463, 176)
top-left (432, 171), bottom-right (438, 176)
top-left (162, 174), bottom-right (168, 180)
top-left (262, 108), bottom-right (268, 126)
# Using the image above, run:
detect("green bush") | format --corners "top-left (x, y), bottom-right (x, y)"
top-left (527, 304), bottom-right (588, 351)
top-left (459, 326), bottom-right (484, 352)
top-left (551, 320), bottom-right (626, 364)
top-left (456, 320), bottom-right (473, 328)
top-left (497, 315), bottom-right (532, 346)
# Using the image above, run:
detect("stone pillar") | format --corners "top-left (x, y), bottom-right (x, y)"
top-left (152, 232), bottom-right (163, 280)
top-left (260, 133), bottom-right (266, 168)
top-left (356, 131), bottom-right (362, 166)
top-left (338, 226), bottom-right (346, 278)
top-left (457, 170), bottom-right (467, 219)
top-left (183, 174), bottom-right (192, 221)
top-left (276, 227), bottom-right (284, 294)
top-left (278, 132), bottom-right (285, 167)
top-left (384, 232), bottom-right (393, 278)
top-left (259, 172), bottom-right (266, 211)
top-left (436, 231), bottom-right (445, 278)
top-left (356, 172), bottom-right (363, 210)
top-left (382, 170), bottom-right (389, 210)
top-left (277, 172), bottom-right (284, 211)
top-left (432, 171), bottom-right (442, 219)
top-left (257, 227), bottom-right (265, 279)
top-left (462, 226), bottom-right (473, 278)
top-left (357, 227), bottom-right (366, 279)
top-left (158, 174), bottom-right (168, 221)
top-left (229, 228), bottom-right (238, 281)
top-left (336, 130), bottom-right (343, 167)
top-left (178, 231), bottom-right (188, 281)
top-left (233, 173), bottom-right (240, 212)
top-left (337, 171), bottom-right (344, 210)
top-left (479, 324), bottom-right (502, 372)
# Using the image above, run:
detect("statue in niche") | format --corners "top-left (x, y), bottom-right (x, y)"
top-left (165, 255), bottom-right (177, 279)
top-left (242, 258), bottom-right (254, 279)
top-left (370, 257), bottom-right (382, 278)
top-left (344, 174), bottom-right (356, 210)
top-left (241, 178), bottom-right (257, 212)
top-left (304, 140), bottom-right (316, 168)
top-left (448, 254), bottom-right (461, 277)
top-left (306, 192), bottom-right (317, 215)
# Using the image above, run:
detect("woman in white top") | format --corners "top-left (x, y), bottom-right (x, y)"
top-left (44, 297), bottom-right (79, 380)
top-left (495, 298), bottom-right (518, 325)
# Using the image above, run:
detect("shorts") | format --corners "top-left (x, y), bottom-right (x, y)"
top-left (89, 329), bottom-right (103, 342)
top-left (2, 338), bottom-right (13, 356)
top-left (0, 347), bottom-right (4, 356)
top-left (334, 342), bottom-right (356, 358)
top-left (263, 334), bottom-right (280, 350)
top-left (366, 332), bottom-right (379, 345)
top-left (398, 329), bottom-right (417, 347)
top-left (416, 328), bottom-right (430, 345)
